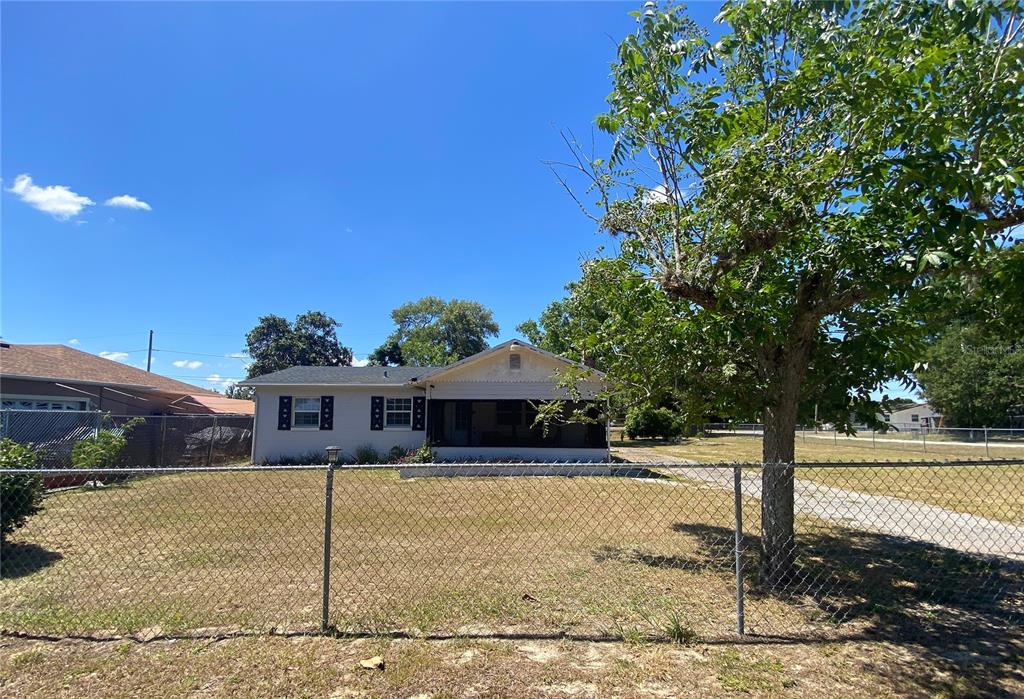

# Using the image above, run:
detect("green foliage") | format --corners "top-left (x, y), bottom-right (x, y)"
top-left (624, 404), bottom-right (683, 441)
top-left (245, 311), bottom-right (354, 378)
top-left (411, 441), bottom-right (435, 463)
top-left (0, 439), bottom-right (45, 540)
top-left (553, 0), bottom-right (1024, 458)
top-left (917, 325), bottom-right (1024, 427)
top-left (353, 444), bottom-right (382, 465)
top-left (71, 418), bottom-right (143, 469)
top-left (371, 296), bottom-right (499, 366)
top-left (223, 385), bottom-right (254, 400)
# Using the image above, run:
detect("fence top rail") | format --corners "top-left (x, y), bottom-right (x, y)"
top-left (2, 458), bottom-right (1022, 476)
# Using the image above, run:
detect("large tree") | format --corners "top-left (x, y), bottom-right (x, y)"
top-left (370, 296), bottom-right (500, 366)
top-left (917, 324), bottom-right (1024, 427)
top-left (557, 0), bottom-right (1024, 582)
top-left (244, 311), bottom-right (354, 378)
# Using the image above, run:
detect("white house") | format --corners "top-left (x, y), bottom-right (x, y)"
top-left (883, 402), bottom-right (942, 429)
top-left (240, 340), bottom-right (609, 463)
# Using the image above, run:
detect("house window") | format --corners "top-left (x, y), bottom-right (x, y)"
top-left (293, 397), bottom-right (320, 428)
top-left (1, 397), bottom-right (89, 411)
top-left (385, 398), bottom-right (412, 428)
top-left (496, 400), bottom-right (521, 426)
top-left (910, 414), bottom-right (919, 423)
top-left (509, 353), bottom-right (521, 370)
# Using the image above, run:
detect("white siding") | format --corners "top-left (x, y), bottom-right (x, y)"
top-left (252, 386), bottom-right (425, 463)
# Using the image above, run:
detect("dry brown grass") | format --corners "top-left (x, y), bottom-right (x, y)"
top-left (615, 438), bottom-right (1024, 524)
top-left (1, 468), bottom-right (812, 640)
top-left (1, 467), bottom-right (1021, 697)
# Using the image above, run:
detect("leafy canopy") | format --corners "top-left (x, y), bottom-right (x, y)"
top-left (553, 0), bottom-right (1024, 443)
top-left (245, 311), bottom-right (354, 378)
top-left (371, 297), bottom-right (499, 366)
top-left (917, 324), bottom-right (1023, 428)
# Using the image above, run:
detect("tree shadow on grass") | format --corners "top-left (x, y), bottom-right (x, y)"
top-left (0, 541), bottom-right (63, 579)
top-left (664, 522), bottom-right (1024, 696)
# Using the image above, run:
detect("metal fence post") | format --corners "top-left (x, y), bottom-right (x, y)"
top-left (159, 416), bottom-right (167, 466)
top-left (984, 426), bottom-right (990, 458)
top-left (733, 465), bottom-right (745, 635)
top-left (922, 428), bottom-right (927, 453)
top-left (1, 409), bottom-right (8, 439)
top-left (206, 416), bottom-right (217, 467)
top-left (321, 464), bottom-right (335, 633)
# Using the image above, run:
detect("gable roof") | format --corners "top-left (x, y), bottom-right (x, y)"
top-left (412, 339), bottom-right (606, 384)
top-left (239, 365), bottom-right (433, 386)
top-left (239, 340), bottom-right (604, 388)
top-left (0, 343), bottom-right (222, 396)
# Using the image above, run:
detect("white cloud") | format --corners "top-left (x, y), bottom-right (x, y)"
top-left (172, 359), bottom-right (203, 369)
top-left (226, 352), bottom-right (249, 359)
top-left (68, 338), bottom-right (80, 345)
top-left (7, 174), bottom-right (94, 220)
top-left (104, 194), bottom-right (152, 211)
top-left (643, 184), bottom-right (673, 206)
top-left (99, 351), bottom-right (130, 363)
top-left (351, 357), bottom-right (370, 367)
top-left (205, 374), bottom-right (238, 389)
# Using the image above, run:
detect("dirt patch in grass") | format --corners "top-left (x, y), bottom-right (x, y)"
top-left (1, 633), bottom-right (1020, 698)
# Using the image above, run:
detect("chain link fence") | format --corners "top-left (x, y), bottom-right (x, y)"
top-left (0, 409), bottom-right (253, 469)
top-left (2, 459), bottom-right (1021, 647)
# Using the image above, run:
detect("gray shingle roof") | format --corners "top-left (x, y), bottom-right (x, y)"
top-left (240, 365), bottom-right (433, 386)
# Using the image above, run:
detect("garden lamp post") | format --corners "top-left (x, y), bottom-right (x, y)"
top-left (325, 445), bottom-right (340, 465)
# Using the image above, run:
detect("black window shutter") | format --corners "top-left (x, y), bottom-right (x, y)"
top-left (319, 396), bottom-right (334, 431)
top-left (412, 396), bottom-right (426, 431)
top-left (277, 396), bottom-right (292, 430)
top-left (370, 396), bottom-right (384, 431)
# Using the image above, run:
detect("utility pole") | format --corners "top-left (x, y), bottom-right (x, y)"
top-left (146, 330), bottom-right (154, 372)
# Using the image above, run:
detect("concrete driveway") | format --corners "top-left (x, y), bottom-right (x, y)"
top-left (619, 447), bottom-right (1024, 562)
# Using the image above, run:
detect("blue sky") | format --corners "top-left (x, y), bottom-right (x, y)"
top-left (1, 2), bottom-right (914, 399)
top-left (2, 1), bottom-right (684, 389)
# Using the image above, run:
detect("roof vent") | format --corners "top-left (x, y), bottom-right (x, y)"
top-left (383, 369), bottom-right (389, 378)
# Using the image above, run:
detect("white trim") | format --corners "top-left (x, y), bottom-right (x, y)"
top-left (384, 397), bottom-right (413, 429)
top-left (292, 396), bottom-right (321, 429)
top-left (0, 393), bottom-right (91, 411)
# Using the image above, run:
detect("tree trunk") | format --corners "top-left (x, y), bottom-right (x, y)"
top-left (759, 358), bottom-right (803, 587)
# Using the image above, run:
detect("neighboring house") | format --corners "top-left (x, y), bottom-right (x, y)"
top-left (882, 402), bottom-right (942, 429)
top-left (240, 339), bottom-right (609, 463)
top-left (0, 342), bottom-right (254, 415)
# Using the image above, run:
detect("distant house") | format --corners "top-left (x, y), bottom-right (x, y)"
top-left (0, 342), bottom-right (253, 415)
top-left (240, 339), bottom-right (608, 463)
top-left (883, 402), bottom-right (942, 429)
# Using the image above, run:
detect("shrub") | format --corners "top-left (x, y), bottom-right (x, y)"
top-left (353, 444), bottom-right (381, 464)
top-left (0, 439), bottom-right (45, 541)
top-left (411, 441), bottom-right (435, 463)
top-left (623, 405), bottom-right (683, 441)
top-left (71, 417), bottom-right (144, 468)
top-left (264, 450), bottom-right (326, 466)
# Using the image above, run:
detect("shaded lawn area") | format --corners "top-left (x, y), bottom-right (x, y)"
top-left (1, 468), bottom-right (1021, 696)
top-left (617, 438), bottom-right (1024, 525)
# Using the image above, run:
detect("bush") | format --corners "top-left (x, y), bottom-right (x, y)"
top-left (624, 405), bottom-right (683, 441)
top-left (353, 444), bottom-right (381, 464)
top-left (71, 417), bottom-right (143, 468)
top-left (0, 439), bottom-right (45, 541)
